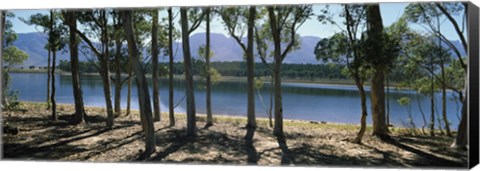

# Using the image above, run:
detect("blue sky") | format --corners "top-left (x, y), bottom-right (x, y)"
top-left (8, 3), bottom-right (464, 41)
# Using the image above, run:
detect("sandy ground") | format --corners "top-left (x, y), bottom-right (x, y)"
top-left (2, 102), bottom-right (468, 168)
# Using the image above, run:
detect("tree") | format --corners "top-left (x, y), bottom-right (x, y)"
top-left (47, 10), bottom-right (68, 121)
top-left (167, 7), bottom-right (176, 126)
top-left (204, 7), bottom-right (213, 127)
top-left (121, 10), bottom-right (156, 156)
top-left (151, 9), bottom-right (161, 122)
top-left (266, 5), bottom-right (313, 139)
top-left (218, 6), bottom-right (257, 138)
top-left (314, 4), bottom-right (370, 143)
top-left (180, 7), bottom-right (204, 136)
top-left (363, 4), bottom-right (390, 140)
top-left (2, 46), bottom-right (29, 109)
top-left (76, 10), bottom-right (114, 128)
top-left (62, 10), bottom-right (86, 124)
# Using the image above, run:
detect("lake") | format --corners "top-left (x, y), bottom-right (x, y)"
top-left (10, 72), bottom-right (462, 127)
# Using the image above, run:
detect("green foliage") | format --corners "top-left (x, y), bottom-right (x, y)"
top-left (397, 97), bottom-right (411, 106)
top-left (3, 46), bottom-right (29, 68)
top-left (3, 12), bottom-right (18, 47)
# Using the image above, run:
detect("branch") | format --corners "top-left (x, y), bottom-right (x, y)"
top-left (188, 11), bottom-right (206, 34)
top-left (75, 28), bottom-right (102, 57)
top-left (435, 3), bottom-right (467, 52)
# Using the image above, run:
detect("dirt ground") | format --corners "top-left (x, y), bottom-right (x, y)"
top-left (1, 102), bottom-right (468, 168)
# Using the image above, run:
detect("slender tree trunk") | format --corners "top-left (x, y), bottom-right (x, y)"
top-left (205, 8), bottom-right (213, 127)
top-left (151, 9), bottom-right (161, 122)
top-left (46, 49), bottom-right (51, 110)
top-left (126, 65), bottom-right (132, 116)
top-left (0, 12), bottom-right (3, 109)
top-left (246, 6), bottom-right (256, 130)
top-left (386, 73), bottom-right (390, 128)
top-left (268, 7), bottom-right (285, 140)
top-left (416, 94), bottom-right (428, 135)
top-left (51, 50), bottom-right (57, 121)
top-left (352, 73), bottom-right (368, 144)
top-left (430, 67), bottom-right (435, 137)
top-left (122, 10), bottom-right (156, 155)
top-left (114, 37), bottom-right (122, 117)
top-left (66, 11), bottom-right (86, 123)
top-left (439, 43), bottom-right (451, 137)
top-left (167, 7), bottom-right (175, 126)
top-left (180, 8), bottom-right (197, 136)
top-left (268, 76), bottom-right (274, 128)
top-left (49, 10), bottom-right (57, 121)
top-left (99, 17), bottom-right (114, 128)
top-left (101, 56), bottom-right (114, 128)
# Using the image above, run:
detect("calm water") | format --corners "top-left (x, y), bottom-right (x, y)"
top-left (10, 72), bottom-right (462, 127)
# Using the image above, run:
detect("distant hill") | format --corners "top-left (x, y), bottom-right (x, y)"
top-left (13, 32), bottom-right (465, 67)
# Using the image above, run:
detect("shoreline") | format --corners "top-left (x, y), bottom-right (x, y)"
top-left (11, 70), bottom-right (406, 89)
top-left (17, 100), bottom-right (359, 126)
top-left (15, 101), bottom-right (398, 130)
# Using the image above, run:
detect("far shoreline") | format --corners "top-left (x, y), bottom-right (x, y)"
top-left (10, 69), bottom-right (407, 89)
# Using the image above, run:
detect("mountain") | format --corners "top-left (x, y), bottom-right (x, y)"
top-left (12, 32), bottom-right (466, 67)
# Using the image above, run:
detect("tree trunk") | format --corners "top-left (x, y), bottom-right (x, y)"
top-left (151, 9), bottom-right (161, 122)
top-left (386, 73), bottom-right (390, 128)
top-left (122, 10), bottom-right (156, 155)
top-left (205, 8), bottom-right (213, 127)
top-left (180, 8), bottom-right (197, 137)
top-left (452, 83), bottom-right (468, 149)
top-left (268, 76), bottom-right (274, 128)
top-left (0, 12), bottom-right (4, 109)
top-left (371, 67), bottom-right (388, 139)
top-left (352, 73), bottom-right (368, 144)
top-left (440, 47), bottom-right (451, 137)
top-left (430, 68), bottom-right (435, 137)
top-left (246, 6), bottom-right (256, 130)
top-left (366, 4), bottom-right (389, 140)
top-left (51, 50), bottom-right (57, 121)
top-left (167, 7), bottom-right (175, 127)
top-left (100, 56), bottom-right (114, 128)
top-left (46, 49), bottom-right (51, 110)
top-left (66, 11), bottom-right (86, 124)
top-left (127, 64), bottom-right (132, 116)
top-left (114, 37), bottom-right (122, 117)
top-left (268, 7), bottom-right (285, 140)
top-left (49, 10), bottom-right (57, 121)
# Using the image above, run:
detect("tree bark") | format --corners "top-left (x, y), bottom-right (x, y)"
top-left (49, 10), bottom-right (57, 121)
top-left (352, 73), bottom-right (368, 144)
top-left (51, 50), bottom-right (57, 121)
top-left (99, 12), bottom-right (114, 128)
top-left (151, 9), bottom-right (161, 122)
top-left (430, 64), bottom-right (435, 137)
top-left (66, 11), bottom-right (86, 124)
top-left (167, 7), bottom-right (175, 126)
top-left (0, 12), bottom-right (3, 109)
top-left (114, 36), bottom-right (122, 117)
top-left (126, 65), bottom-right (132, 116)
top-left (267, 7), bottom-right (285, 140)
top-left (180, 8), bottom-right (197, 136)
top-left (366, 4), bottom-right (389, 140)
top-left (46, 49), bottom-right (51, 110)
top-left (246, 6), bottom-right (256, 130)
top-left (122, 10), bottom-right (156, 155)
top-left (371, 67), bottom-right (388, 139)
top-left (205, 8), bottom-right (213, 127)
top-left (440, 49), bottom-right (451, 136)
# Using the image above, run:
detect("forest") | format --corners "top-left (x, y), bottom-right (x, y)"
top-left (0, 2), bottom-right (472, 168)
